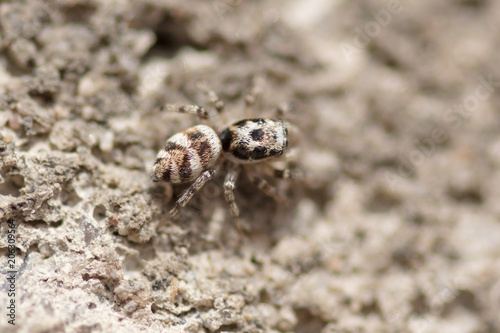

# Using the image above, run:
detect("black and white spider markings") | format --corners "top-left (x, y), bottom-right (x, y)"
top-left (150, 83), bottom-right (301, 229)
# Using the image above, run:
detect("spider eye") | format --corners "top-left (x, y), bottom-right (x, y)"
top-left (250, 146), bottom-right (268, 160)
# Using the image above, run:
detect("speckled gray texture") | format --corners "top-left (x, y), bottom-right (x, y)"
top-left (1, 0), bottom-right (499, 332)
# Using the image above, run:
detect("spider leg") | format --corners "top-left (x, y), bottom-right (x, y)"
top-left (270, 164), bottom-right (305, 182)
top-left (224, 166), bottom-right (246, 232)
top-left (197, 82), bottom-right (225, 113)
top-left (272, 102), bottom-right (292, 119)
top-left (168, 169), bottom-right (216, 220)
top-left (244, 76), bottom-right (264, 117)
top-left (245, 167), bottom-right (286, 202)
top-left (156, 104), bottom-right (209, 120)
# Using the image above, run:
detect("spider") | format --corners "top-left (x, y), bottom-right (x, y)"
top-left (150, 83), bottom-right (301, 229)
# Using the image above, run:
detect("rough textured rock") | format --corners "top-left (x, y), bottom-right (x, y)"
top-left (1, 0), bottom-right (500, 332)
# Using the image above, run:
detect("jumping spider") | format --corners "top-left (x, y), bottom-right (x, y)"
top-left (151, 83), bottom-right (301, 229)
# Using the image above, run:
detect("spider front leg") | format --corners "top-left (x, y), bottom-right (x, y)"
top-left (271, 164), bottom-right (305, 182)
top-left (272, 102), bottom-right (292, 119)
top-left (244, 76), bottom-right (264, 116)
top-left (224, 167), bottom-right (247, 231)
top-left (245, 166), bottom-right (287, 203)
top-left (168, 169), bottom-right (216, 220)
top-left (156, 104), bottom-right (209, 120)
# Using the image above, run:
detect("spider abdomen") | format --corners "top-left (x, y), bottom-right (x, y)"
top-left (151, 125), bottom-right (221, 183)
top-left (219, 118), bottom-right (288, 164)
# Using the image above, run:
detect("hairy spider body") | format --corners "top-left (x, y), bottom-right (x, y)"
top-left (220, 118), bottom-right (288, 164)
top-left (151, 125), bottom-right (221, 183)
top-left (151, 83), bottom-right (299, 227)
